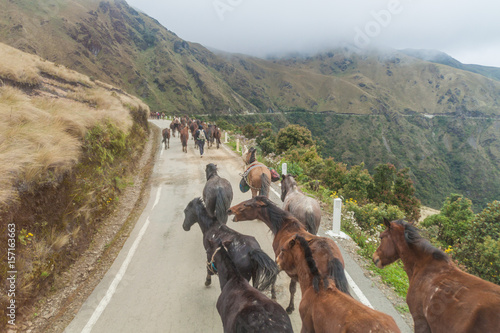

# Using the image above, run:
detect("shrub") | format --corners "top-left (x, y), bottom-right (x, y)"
top-left (340, 163), bottom-right (374, 204)
top-left (344, 201), bottom-right (405, 234)
top-left (275, 124), bottom-right (314, 154)
top-left (422, 194), bottom-right (474, 247)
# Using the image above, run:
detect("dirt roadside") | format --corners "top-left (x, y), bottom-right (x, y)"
top-left (14, 125), bottom-right (161, 333)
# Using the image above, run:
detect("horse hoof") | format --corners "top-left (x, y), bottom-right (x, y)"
top-left (205, 280), bottom-right (211, 287)
top-left (286, 306), bottom-right (294, 314)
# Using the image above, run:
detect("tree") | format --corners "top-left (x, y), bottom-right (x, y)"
top-left (371, 163), bottom-right (396, 204)
top-left (340, 163), bottom-right (374, 204)
top-left (423, 194), bottom-right (474, 246)
top-left (275, 125), bottom-right (314, 154)
top-left (393, 168), bottom-right (421, 222)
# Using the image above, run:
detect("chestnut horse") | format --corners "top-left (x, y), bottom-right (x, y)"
top-left (209, 240), bottom-right (293, 333)
top-left (373, 219), bottom-right (500, 333)
top-left (281, 174), bottom-right (321, 234)
top-left (161, 128), bottom-right (170, 149)
top-left (213, 125), bottom-right (222, 149)
top-left (228, 196), bottom-right (349, 314)
top-left (278, 234), bottom-right (400, 333)
top-left (183, 198), bottom-right (278, 293)
top-left (241, 147), bottom-right (271, 198)
top-left (180, 125), bottom-right (189, 153)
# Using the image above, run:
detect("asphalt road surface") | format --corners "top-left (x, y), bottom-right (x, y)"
top-left (65, 119), bottom-right (411, 333)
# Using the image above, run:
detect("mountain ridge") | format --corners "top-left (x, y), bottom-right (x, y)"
top-left (1, 0), bottom-right (499, 209)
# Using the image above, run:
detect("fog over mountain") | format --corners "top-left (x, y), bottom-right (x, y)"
top-left (125, 0), bottom-right (500, 67)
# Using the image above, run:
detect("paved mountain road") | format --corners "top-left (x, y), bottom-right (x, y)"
top-left (64, 119), bottom-right (411, 333)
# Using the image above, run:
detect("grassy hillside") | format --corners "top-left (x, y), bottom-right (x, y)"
top-left (0, 41), bottom-right (149, 326)
top-left (1, 0), bottom-right (499, 211)
top-left (0, 0), bottom-right (255, 113)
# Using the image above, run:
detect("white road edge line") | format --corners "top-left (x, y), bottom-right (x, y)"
top-left (344, 270), bottom-right (373, 309)
top-left (82, 186), bottom-right (162, 333)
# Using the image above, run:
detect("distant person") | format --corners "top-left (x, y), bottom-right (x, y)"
top-left (195, 125), bottom-right (208, 157)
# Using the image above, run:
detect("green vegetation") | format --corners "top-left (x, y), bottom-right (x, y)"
top-left (224, 120), bottom-right (499, 302)
top-left (422, 198), bottom-right (500, 284)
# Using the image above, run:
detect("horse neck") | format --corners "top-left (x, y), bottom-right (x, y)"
top-left (396, 238), bottom-right (439, 280)
top-left (294, 254), bottom-right (316, 292)
top-left (206, 170), bottom-right (218, 181)
top-left (259, 207), bottom-right (303, 236)
top-left (195, 204), bottom-right (218, 234)
top-left (216, 250), bottom-right (242, 290)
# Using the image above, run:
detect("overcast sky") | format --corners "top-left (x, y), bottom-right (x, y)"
top-left (125, 0), bottom-right (500, 67)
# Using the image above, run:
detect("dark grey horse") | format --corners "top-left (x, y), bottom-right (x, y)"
top-left (182, 198), bottom-right (278, 295)
top-left (281, 174), bottom-right (321, 234)
top-left (203, 163), bottom-right (233, 224)
top-left (210, 240), bottom-right (293, 333)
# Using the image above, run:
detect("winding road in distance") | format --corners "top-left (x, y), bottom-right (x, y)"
top-left (64, 119), bottom-right (411, 333)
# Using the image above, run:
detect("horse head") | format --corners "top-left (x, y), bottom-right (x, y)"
top-left (205, 163), bottom-right (218, 180)
top-left (280, 174), bottom-right (298, 202)
top-left (243, 147), bottom-right (257, 165)
top-left (227, 196), bottom-right (269, 222)
top-left (183, 197), bottom-right (209, 231)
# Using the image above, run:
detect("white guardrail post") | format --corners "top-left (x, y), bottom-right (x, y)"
top-left (282, 163), bottom-right (287, 176)
top-left (332, 198), bottom-right (342, 235)
top-left (224, 132), bottom-right (228, 143)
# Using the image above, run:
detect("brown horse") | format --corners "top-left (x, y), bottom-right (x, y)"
top-left (241, 147), bottom-right (271, 198)
top-left (281, 174), bottom-right (321, 234)
top-left (170, 118), bottom-right (181, 137)
top-left (209, 240), bottom-right (293, 333)
top-left (180, 125), bottom-right (189, 153)
top-left (373, 219), bottom-right (500, 333)
top-left (228, 196), bottom-right (349, 314)
top-left (278, 234), bottom-right (400, 333)
top-left (161, 128), bottom-right (170, 149)
top-left (213, 125), bottom-right (222, 149)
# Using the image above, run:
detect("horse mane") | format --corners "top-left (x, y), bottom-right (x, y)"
top-left (396, 220), bottom-right (450, 262)
top-left (258, 196), bottom-right (302, 234)
top-left (295, 235), bottom-right (323, 292)
top-left (248, 147), bottom-right (257, 164)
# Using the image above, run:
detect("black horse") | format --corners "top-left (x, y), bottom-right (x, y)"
top-left (203, 163), bottom-right (233, 224)
top-left (183, 197), bottom-right (278, 295)
top-left (209, 240), bottom-right (293, 333)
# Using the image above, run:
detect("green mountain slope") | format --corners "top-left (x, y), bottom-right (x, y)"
top-left (1, 0), bottom-right (499, 210)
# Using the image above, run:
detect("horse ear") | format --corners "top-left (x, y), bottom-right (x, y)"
top-left (383, 218), bottom-right (391, 228)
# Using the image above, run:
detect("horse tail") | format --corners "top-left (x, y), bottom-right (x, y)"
top-left (260, 173), bottom-right (270, 197)
top-left (249, 249), bottom-right (279, 292)
top-left (305, 210), bottom-right (318, 235)
top-left (215, 188), bottom-right (229, 224)
top-left (328, 258), bottom-right (351, 296)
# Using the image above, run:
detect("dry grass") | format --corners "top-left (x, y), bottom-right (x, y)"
top-left (0, 42), bottom-right (149, 208)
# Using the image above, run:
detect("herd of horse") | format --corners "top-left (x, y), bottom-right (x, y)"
top-left (179, 143), bottom-right (500, 332)
top-left (162, 116), bottom-right (222, 152)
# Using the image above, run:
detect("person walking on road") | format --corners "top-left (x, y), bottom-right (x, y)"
top-left (195, 125), bottom-right (208, 157)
